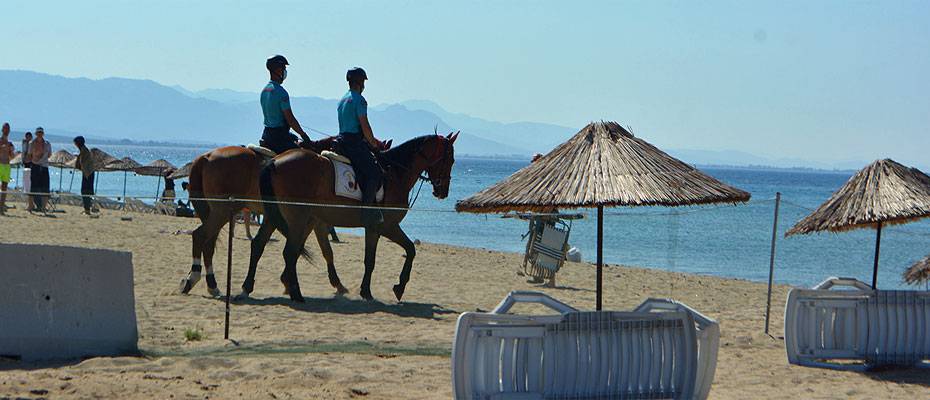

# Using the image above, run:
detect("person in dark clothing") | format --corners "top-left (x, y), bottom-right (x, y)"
top-left (73, 136), bottom-right (97, 215)
top-left (260, 55), bottom-right (310, 154)
top-left (336, 67), bottom-right (385, 227)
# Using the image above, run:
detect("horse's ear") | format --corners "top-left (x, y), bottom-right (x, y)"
top-left (449, 131), bottom-right (459, 144)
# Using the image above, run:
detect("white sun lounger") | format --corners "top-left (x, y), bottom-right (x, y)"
top-left (452, 291), bottom-right (720, 399)
top-left (785, 277), bottom-right (930, 369)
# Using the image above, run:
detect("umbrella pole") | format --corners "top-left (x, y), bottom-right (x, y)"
top-left (58, 167), bottom-right (63, 192)
top-left (872, 222), bottom-right (882, 289)
top-left (597, 205), bottom-right (603, 311)
top-left (155, 177), bottom-right (161, 202)
top-left (122, 171), bottom-right (128, 207)
top-left (764, 192), bottom-right (781, 335)
top-left (68, 170), bottom-right (75, 193)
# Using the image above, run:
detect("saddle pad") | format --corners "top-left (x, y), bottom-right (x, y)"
top-left (247, 143), bottom-right (276, 158)
top-left (321, 150), bottom-right (351, 164)
top-left (332, 160), bottom-right (384, 202)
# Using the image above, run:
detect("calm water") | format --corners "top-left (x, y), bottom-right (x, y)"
top-left (17, 144), bottom-right (930, 289)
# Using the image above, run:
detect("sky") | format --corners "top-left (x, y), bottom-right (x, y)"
top-left (1, 1), bottom-right (928, 166)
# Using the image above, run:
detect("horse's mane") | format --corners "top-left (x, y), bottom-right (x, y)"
top-left (379, 135), bottom-right (436, 167)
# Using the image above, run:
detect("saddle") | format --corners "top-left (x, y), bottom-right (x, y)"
top-left (320, 150), bottom-right (385, 202)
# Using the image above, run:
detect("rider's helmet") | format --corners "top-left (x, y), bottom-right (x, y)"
top-left (346, 67), bottom-right (368, 82)
top-left (266, 55), bottom-right (289, 71)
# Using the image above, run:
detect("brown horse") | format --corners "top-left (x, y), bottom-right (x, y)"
top-left (241, 132), bottom-right (458, 302)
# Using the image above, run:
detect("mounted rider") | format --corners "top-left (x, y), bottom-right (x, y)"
top-left (260, 55), bottom-right (311, 154)
top-left (337, 67), bottom-right (385, 227)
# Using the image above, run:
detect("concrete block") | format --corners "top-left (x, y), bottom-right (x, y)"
top-left (0, 244), bottom-right (138, 361)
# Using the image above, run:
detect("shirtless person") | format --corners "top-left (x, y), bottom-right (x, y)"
top-left (0, 123), bottom-right (14, 214)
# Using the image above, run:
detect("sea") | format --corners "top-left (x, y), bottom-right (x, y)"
top-left (18, 143), bottom-right (930, 290)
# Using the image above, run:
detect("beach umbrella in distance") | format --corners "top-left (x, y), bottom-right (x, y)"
top-left (48, 150), bottom-right (76, 192)
top-left (904, 255), bottom-right (930, 288)
top-left (786, 159), bottom-right (930, 289)
top-left (103, 156), bottom-right (144, 204)
top-left (135, 159), bottom-right (177, 200)
top-left (79, 148), bottom-right (119, 195)
top-left (456, 121), bottom-right (751, 309)
top-left (168, 161), bottom-right (192, 180)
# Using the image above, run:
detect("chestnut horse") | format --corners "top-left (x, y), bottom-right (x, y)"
top-left (177, 133), bottom-right (456, 302)
top-left (244, 132), bottom-right (457, 302)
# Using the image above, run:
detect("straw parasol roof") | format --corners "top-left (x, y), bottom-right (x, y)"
top-left (167, 161), bottom-right (192, 179)
top-left (103, 156), bottom-right (143, 172)
top-left (135, 159), bottom-right (177, 176)
top-left (48, 150), bottom-right (76, 168)
top-left (456, 121), bottom-right (750, 310)
top-left (786, 159), bottom-right (930, 236)
top-left (904, 255), bottom-right (930, 286)
top-left (456, 121), bottom-right (750, 213)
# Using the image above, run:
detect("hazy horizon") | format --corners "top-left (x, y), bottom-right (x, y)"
top-left (1, 1), bottom-right (928, 168)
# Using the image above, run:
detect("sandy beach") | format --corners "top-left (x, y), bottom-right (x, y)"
top-left (0, 204), bottom-right (928, 399)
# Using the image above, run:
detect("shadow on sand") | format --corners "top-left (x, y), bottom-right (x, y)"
top-left (228, 295), bottom-right (458, 320)
top-left (864, 365), bottom-right (930, 386)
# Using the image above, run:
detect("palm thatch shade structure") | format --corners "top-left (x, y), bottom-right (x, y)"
top-left (135, 159), bottom-right (177, 177)
top-left (456, 121), bottom-right (751, 309)
top-left (102, 157), bottom-right (144, 203)
top-left (48, 150), bottom-right (77, 191)
top-left (135, 159), bottom-right (177, 200)
top-left (167, 161), bottom-right (192, 180)
top-left (904, 255), bottom-right (930, 286)
top-left (786, 159), bottom-right (930, 288)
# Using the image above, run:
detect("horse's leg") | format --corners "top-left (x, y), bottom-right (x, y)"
top-left (359, 226), bottom-right (381, 301)
top-left (201, 215), bottom-right (227, 298)
top-left (234, 217), bottom-right (276, 300)
top-left (314, 223), bottom-right (348, 295)
top-left (280, 209), bottom-right (313, 302)
top-left (381, 224), bottom-right (416, 301)
top-left (179, 221), bottom-right (207, 294)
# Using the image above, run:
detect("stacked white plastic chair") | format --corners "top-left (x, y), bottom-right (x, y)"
top-left (785, 277), bottom-right (930, 369)
top-left (452, 291), bottom-right (720, 399)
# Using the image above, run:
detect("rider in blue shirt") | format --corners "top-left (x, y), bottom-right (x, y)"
top-left (337, 67), bottom-right (384, 227)
top-left (260, 55), bottom-right (310, 154)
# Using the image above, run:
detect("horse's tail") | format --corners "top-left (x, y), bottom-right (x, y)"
top-left (259, 161), bottom-right (313, 264)
top-left (188, 155), bottom-right (209, 222)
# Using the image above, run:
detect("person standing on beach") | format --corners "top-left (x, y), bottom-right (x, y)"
top-left (21, 131), bottom-right (33, 212)
top-left (0, 123), bottom-right (14, 214)
top-left (73, 136), bottom-right (97, 216)
top-left (260, 55), bottom-right (310, 154)
top-left (29, 127), bottom-right (51, 212)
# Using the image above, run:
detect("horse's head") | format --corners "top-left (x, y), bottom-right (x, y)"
top-left (421, 132), bottom-right (458, 199)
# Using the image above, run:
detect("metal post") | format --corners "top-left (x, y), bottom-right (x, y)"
top-left (68, 170), bottom-right (75, 193)
top-left (764, 192), bottom-right (781, 335)
top-left (872, 221), bottom-right (882, 289)
top-left (122, 171), bottom-right (128, 206)
top-left (154, 176), bottom-right (161, 202)
top-left (596, 205), bottom-right (604, 311)
top-left (58, 167), bottom-right (63, 192)
top-left (225, 211), bottom-right (234, 340)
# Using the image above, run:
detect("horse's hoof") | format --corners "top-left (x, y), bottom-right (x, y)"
top-left (335, 285), bottom-right (349, 295)
top-left (288, 287), bottom-right (305, 303)
top-left (233, 291), bottom-right (251, 301)
top-left (179, 272), bottom-right (201, 294)
top-left (207, 287), bottom-right (222, 298)
top-left (392, 284), bottom-right (405, 301)
top-left (360, 290), bottom-right (374, 302)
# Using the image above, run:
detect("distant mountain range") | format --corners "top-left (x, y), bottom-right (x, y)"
top-left (0, 70), bottom-right (890, 170)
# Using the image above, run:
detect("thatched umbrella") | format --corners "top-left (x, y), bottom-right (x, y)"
top-left (167, 161), bottom-right (192, 180)
top-left (48, 150), bottom-right (76, 192)
top-left (103, 156), bottom-right (143, 203)
top-left (456, 121), bottom-right (751, 309)
top-left (786, 159), bottom-right (930, 288)
top-left (904, 255), bottom-right (930, 287)
top-left (135, 159), bottom-right (177, 200)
